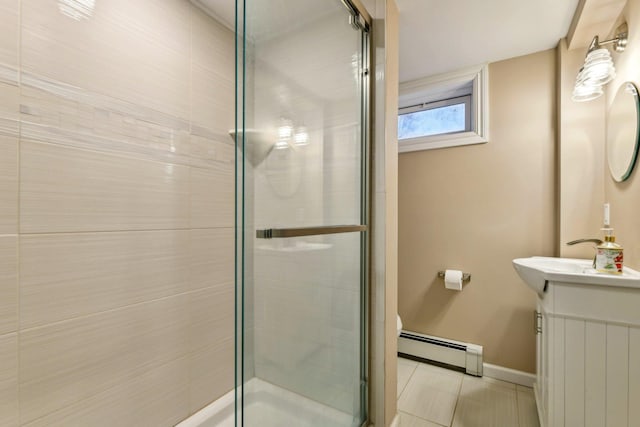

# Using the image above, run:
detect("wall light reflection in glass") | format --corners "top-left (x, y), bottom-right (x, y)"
top-left (58, 0), bottom-right (96, 21)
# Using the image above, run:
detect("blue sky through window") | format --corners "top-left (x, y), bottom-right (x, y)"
top-left (398, 103), bottom-right (466, 140)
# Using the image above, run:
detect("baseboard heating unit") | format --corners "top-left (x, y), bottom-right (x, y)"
top-left (398, 331), bottom-right (483, 376)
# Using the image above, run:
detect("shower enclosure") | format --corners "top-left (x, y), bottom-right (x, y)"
top-left (235, 0), bottom-right (371, 425)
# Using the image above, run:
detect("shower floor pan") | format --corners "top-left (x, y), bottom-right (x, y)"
top-left (176, 377), bottom-right (357, 427)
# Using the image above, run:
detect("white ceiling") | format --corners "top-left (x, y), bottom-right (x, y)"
top-left (396, 0), bottom-right (580, 82)
top-left (197, 0), bottom-right (582, 83)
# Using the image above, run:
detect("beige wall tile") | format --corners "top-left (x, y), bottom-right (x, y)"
top-left (20, 140), bottom-right (190, 233)
top-left (23, 357), bottom-right (189, 427)
top-left (0, 0), bottom-right (18, 68)
top-left (0, 136), bottom-right (17, 234)
top-left (19, 84), bottom-right (192, 166)
top-left (189, 337), bottom-right (234, 414)
top-left (252, 142), bottom-right (325, 229)
top-left (190, 6), bottom-right (234, 134)
top-left (0, 0), bottom-right (18, 136)
top-left (189, 286), bottom-right (234, 354)
top-left (0, 82), bottom-right (19, 128)
top-left (253, 9), bottom-right (357, 106)
top-left (189, 133), bottom-right (235, 170)
top-left (189, 228), bottom-right (234, 290)
top-left (191, 63), bottom-right (234, 133)
top-left (20, 230), bottom-right (190, 328)
top-left (4, 0), bottom-right (238, 424)
top-left (19, 294), bottom-right (190, 423)
top-left (21, 0), bottom-right (191, 119)
top-left (0, 236), bottom-right (16, 335)
top-left (0, 333), bottom-right (17, 426)
top-left (191, 6), bottom-right (234, 73)
top-left (190, 166), bottom-right (234, 228)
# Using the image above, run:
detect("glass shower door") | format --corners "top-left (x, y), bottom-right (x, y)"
top-left (235, 0), bottom-right (370, 426)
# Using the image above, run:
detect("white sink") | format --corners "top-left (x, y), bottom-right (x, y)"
top-left (512, 256), bottom-right (640, 294)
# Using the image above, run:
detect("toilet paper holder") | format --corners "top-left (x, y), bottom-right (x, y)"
top-left (437, 271), bottom-right (471, 282)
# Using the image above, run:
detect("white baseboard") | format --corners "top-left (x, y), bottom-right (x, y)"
top-left (483, 363), bottom-right (535, 388)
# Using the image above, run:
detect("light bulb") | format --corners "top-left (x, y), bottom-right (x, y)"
top-left (581, 48), bottom-right (616, 86)
top-left (294, 126), bottom-right (309, 146)
top-left (274, 140), bottom-right (289, 150)
top-left (277, 119), bottom-right (293, 140)
top-left (572, 82), bottom-right (603, 102)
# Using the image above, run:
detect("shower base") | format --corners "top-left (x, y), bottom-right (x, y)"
top-left (176, 378), bottom-right (357, 427)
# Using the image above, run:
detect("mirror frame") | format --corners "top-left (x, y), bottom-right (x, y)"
top-left (607, 81), bottom-right (640, 182)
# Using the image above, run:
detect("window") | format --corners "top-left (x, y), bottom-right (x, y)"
top-left (398, 64), bottom-right (489, 152)
top-left (398, 95), bottom-right (471, 140)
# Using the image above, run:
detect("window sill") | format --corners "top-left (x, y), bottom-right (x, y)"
top-left (398, 131), bottom-right (487, 153)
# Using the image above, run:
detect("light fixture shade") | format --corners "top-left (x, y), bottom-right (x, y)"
top-left (580, 48), bottom-right (616, 86)
top-left (572, 24), bottom-right (628, 102)
top-left (572, 81), bottom-right (603, 102)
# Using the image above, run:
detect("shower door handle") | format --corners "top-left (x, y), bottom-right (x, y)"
top-left (256, 224), bottom-right (367, 239)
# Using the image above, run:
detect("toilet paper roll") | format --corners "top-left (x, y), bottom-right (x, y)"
top-left (444, 269), bottom-right (463, 291)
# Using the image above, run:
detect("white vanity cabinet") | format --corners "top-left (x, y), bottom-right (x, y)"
top-left (534, 280), bottom-right (640, 427)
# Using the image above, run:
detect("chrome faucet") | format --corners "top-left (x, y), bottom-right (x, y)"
top-left (566, 238), bottom-right (603, 246)
top-left (565, 238), bottom-right (602, 267)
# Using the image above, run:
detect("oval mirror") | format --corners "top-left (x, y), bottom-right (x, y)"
top-left (607, 81), bottom-right (640, 182)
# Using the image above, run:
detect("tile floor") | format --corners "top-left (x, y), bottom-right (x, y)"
top-left (397, 357), bottom-right (540, 427)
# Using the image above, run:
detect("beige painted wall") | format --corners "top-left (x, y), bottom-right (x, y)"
top-left (558, 0), bottom-right (640, 266)
top-left (557, 38), bottom-right (606, 260)
top-left (398, 49), bottom-right (556, 373)
top-left (0, 1), bottom-right (234, 425)
top-left (604, 0), bottom-right (640, 269)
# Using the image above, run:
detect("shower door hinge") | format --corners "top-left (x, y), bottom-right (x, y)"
top-left (342, 0), bottom-right (369, 32)
top-left (349, 13), bottom-right (367, 31)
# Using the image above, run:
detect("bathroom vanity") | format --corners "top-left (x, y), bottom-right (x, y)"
top-left (512, 257), bottom-right (640, 427)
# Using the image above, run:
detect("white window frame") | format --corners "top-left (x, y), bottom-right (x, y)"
top-left (398, 64), bottom-right (489, 153)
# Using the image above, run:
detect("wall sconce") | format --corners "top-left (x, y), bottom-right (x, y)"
top-left (572, 23), bottom-right (628, 102)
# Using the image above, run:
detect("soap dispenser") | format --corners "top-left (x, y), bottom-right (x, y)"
top-left (595, 204), bottom-right (623, 274)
